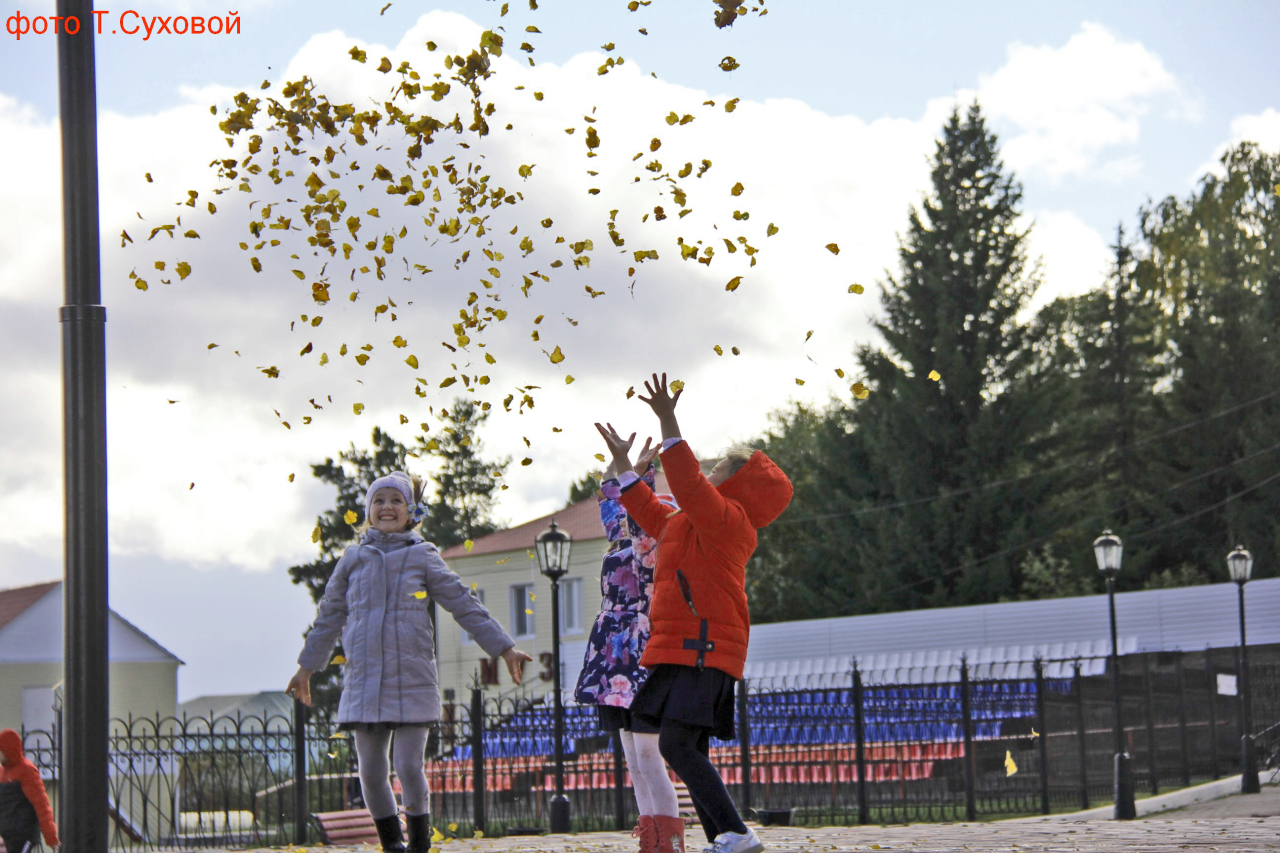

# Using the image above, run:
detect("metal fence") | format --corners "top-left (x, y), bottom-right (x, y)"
top-left (21, 644), bottom-right (1280, 848)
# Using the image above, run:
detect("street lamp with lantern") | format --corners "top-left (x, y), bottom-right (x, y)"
top-left (535, 520), bottom-right (574, 833)
top-left (1093, 529), bottom-right (1136, 820)
top-left (1227, 545), bottom-right (1260, 794)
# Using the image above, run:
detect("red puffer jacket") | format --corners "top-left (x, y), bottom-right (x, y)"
top-left (0, 728), bottom-right (59, 848)
top-left (619, 440), bottom-right (792, 679)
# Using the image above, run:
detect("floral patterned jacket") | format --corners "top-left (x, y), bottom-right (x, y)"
top-left (573, 465), bottom-right (676, 708)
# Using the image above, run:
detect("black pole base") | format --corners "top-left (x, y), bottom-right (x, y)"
top-left (1113, 752), bottom-right (1137, 820)
top-left (549, 794), bottom-right (571, 834)
top-left (1241, 736), bottom-right (1261, 794)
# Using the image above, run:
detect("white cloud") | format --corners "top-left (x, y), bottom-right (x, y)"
top-left (976, 21), bottom-right (1189, 182)
top-left (1022, 210), bottom-right (1112, 317)
top-left (1195, 107), bottom-right (1280, 179)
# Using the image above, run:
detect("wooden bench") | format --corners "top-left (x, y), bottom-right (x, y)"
top-left (313, 808), bottom-right (404, 846)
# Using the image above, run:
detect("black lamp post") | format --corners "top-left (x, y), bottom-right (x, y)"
top-left (1093, 530), bottom-right (1136, 820)
top-left (535, 520), bottom-right (573, 833)
top-left (1227, 545), bottom-right (1260, 794)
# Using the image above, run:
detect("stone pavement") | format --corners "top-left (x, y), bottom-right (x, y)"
top-left (255, 813), bottom-right (1280, 853)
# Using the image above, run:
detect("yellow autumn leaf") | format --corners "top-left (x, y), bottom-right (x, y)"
top-left (730, 182), bottom-right (744, 196)
top-left (353, 402), bottom-right (365, 414)
top-left (804, 330), bottom-right (814, 343)
top-left (328, 751), bottom-right (338, 758)
top-left (626, 386), bottom-right (636, 398)
top-left (288, 473), bottom-right (295, 482)
top-left (725, 276), bottom-right (742, 292)
top-left (928, 370), bottom-right (941, 381)
top-left (851, 382), bottom-right (870, 400)
top-left (1030, 727), bottom-right (1040, 739)
top-left (825, 243), bottom-right (840, 254)
top-left (344, 510), bottom-right (358, 524)
top-left (565, 375), bottom-right (575, 384)
top-left (448, 824), bottom-right (458, 833)
top-left (521, 457), bottom-right (533, 466)
top-left (330, 654), bottom-right (346, 665)
top-left (311, 525), bottom-right (321, 543)
top-left (848, 283), bottom-right (865, 294)
top-left (1004, 750), bottom-right (1017, 776)
top-left (548, 345), bottom-right (565, 364)
top-left (525, 608), bottom-right (533, 615)
top-left (766, 223), bottom-right (779, 237)
top-left (795, 378), bottom-right (805, 385)
top-left (406, 355), bottom-right (419, 369)
top-left (473, 830), bottom-right (485, 839)
top-left (713, 345), bottom-right (723, 355)
top-left (594, 453), bottom-right (606, 462)
top-left (328, 731), bottom-right (347, 739)
top-left (412, 590), bottom-right (427, 599)
top-left (464, 539), bottom-right (475, 552)
top-left (670, 379), bottom-right (685, 392)
top-left (528, 592), bottom-right (536, 601)
top-left (392, 335), bottom-right (408, 347)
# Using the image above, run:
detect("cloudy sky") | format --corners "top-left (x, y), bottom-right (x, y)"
top-left (2, 0), bottom-right (1278, 702)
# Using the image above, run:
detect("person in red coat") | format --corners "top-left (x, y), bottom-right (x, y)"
top-left (0, 729), bottom-right (59, 852)
top-left (596, 373), bottom-right (793, 853)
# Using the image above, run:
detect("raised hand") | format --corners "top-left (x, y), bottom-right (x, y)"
top-left (635, 373), bottom-right (683, 441)
top-left (634, 436), bottom-right (660, 473)
top-left (285, 667), bottom-right (313, 707)
top-left (595, 422), bottom-right (637, 470)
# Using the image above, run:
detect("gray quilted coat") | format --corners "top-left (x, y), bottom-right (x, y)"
top-left (298, 528), bottom-right (514, 724)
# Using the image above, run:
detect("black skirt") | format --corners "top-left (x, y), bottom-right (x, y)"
top-left (629, 664), bottom-right (737, 741)
top-left (597, 705), bottom-right (660, 734)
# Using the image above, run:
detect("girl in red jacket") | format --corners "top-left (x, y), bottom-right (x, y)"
top-left (0, 729), bottom-right (59, 852)
top-left (596, 374), bottom-right (792, 853)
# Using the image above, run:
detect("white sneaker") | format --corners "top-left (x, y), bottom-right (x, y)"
top-left (705, 828), bottom-right (765, 853)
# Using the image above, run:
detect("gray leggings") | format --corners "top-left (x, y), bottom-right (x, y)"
top-left (353, 726), bottom-right (431, 819)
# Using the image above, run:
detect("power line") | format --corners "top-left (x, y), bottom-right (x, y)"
top-left (873, 452), bottom-right (1280, 601)
top-left (770, 384), bottom-right (1280, 527)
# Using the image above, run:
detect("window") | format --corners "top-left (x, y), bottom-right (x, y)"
top-left (510, 583), bottom-right (535, 638)
top-left (461, 587), bottom-right (485, 645)
top-left (559, 577), bottom-right (584, 635)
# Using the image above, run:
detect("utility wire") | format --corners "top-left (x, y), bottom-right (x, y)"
top-left (770, 384), bottom-right (1280, 527)
top-left (874, 452), bottom-right (1280, 600)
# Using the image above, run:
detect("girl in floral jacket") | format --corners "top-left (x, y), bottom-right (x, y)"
top-left (573, 442), bottom-right (680, 853)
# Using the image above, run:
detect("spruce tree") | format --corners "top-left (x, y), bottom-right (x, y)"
top-left (850, 103), bottom-right (1052, 610)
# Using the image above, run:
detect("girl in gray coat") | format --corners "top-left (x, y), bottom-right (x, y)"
top-left (287, 471), bottom-right (531, 853)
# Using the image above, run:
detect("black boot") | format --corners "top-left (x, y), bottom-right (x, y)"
top-left (405, 812), bottom-right (432, 853)
top-left (373, 814), bottom-right (407, 853)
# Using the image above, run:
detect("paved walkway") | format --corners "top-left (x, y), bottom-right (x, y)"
top-left (276, 816), bottom-right (1280, 852)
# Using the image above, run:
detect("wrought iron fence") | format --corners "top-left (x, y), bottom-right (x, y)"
top-left (20, 644), bottom-right (1280, 848)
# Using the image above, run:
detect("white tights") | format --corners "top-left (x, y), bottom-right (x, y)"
top-left (353, 726), bottom-right (430, 819)
top-left (620, 730), bottom-right (679, 817)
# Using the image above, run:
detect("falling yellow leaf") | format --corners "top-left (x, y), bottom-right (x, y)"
top-left (328, 751), bottom-right (338, 758)
top-left (548, 345), bottom-right (565, 364)
top-left (670, 379), bottom-right (685, 392)
top-left (1004, 750), bottom-right (1017, 776)
top-left (521, 457), bottom-right (533, 466)
top-left (448, 824), bottom-right (458, 833)
top-left (725, 276), bottom-right (742, 292)
top-left (344, 510), bottom-right (358, 525)
top-left (730, 182), bottom-right (744, 196)
top-left (464, 539), bottom-right (475, 552)
top-left (528, 592), bottom-right (536, 601)
top-left (328, 731), bottom-right (347, 739)
top-left (353, 402), bottom-right (365, 415)
top-left (626, 386), bottom-right (635, 399)
top-left (928, 370), bottom-right (941, 381)
top-left (312, 526), bottom-right (322, 543)
top-left (525, 608), bottom-right (533, 615)
top-left (713, 345), bottom-right (723, 356)
top-left (594, 453), bottom-right (606, 462)
top-left (565, 375), bottom-right (575, 384)
top-left (804, 330), bottom-right (814, 343)
top-left (851, 382), bottom-right (870, 400)
top-left (412, 590), bottom-right (427, 599)
top-left (1030, 727), bottom-right (1040, 739)
top-left (795, 378), bottom-right (805, 385)
top-left (405, 355), bottom-right (419, 369)
top-left (473, 830), bottom-right (485, 839)
top-left (330, 655), bottom-right (347, 666)
top-left (288, 473), bottom-right (295, 482)
top-left (848, 283), bottom-right (864, 294)
top-left (825, 243), bottom-right (840, 254)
